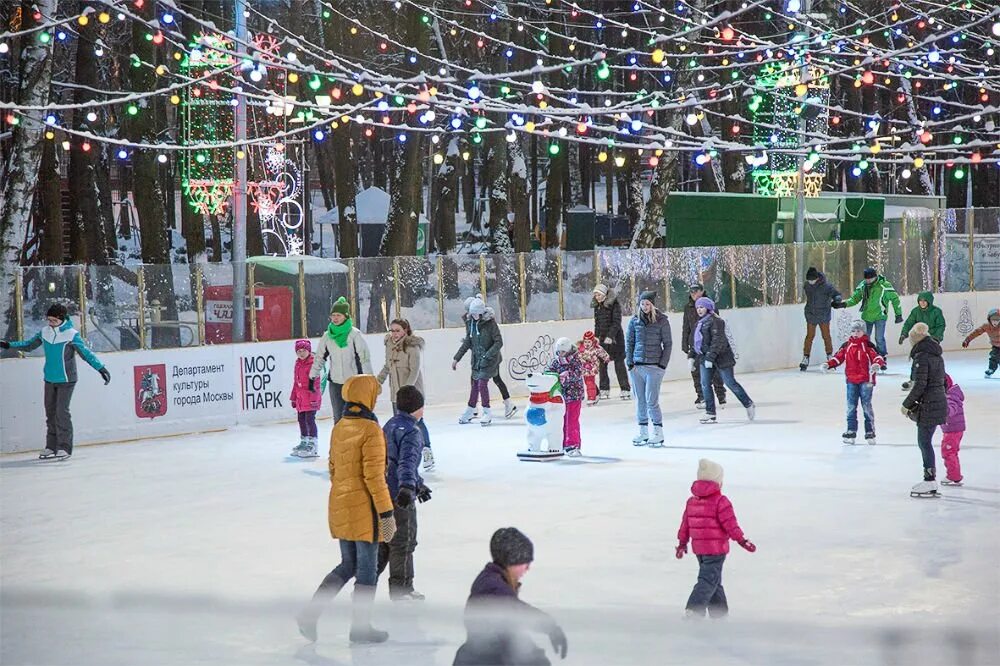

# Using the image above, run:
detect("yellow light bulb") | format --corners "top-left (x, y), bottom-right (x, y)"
top-left (525, 121), bottom-right (535, 132)
top-left (870, 144), bottom-right (881, 154)
top-left (794, 83), bottom-right (808, 97)
top-left (352, 83), bottom-right (364, 96)
top-left (236, 150), bottom-right (246, 160)
top-left (651, 48), bottom-right (665, 64)
top-left (597, 151), bottom-right (608, 163)
top-left (913, 157), bottom-right (924, 168)
top-left (78, 15), bottom-right (89, 26)
top-left (170, 94), bottom-right (180, 105)
top-left (98, 12), bottom-right (110, 23)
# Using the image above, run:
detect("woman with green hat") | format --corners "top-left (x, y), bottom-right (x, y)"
top-left (311, 297), bottom-right (373, 422)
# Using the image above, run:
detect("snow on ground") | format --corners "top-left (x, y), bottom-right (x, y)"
top-left (2, 351), bottom-right (998, 666)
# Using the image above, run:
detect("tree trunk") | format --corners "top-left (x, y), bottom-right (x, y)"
top-left (507, 135), bottom-right (532, 253)
top-left (432, 137), bottom-right (460, 254)
top-left (626, 166), bottom-right (645, 233)
top-left (484, 132), bottom-right (512, 254)
top-left (210, 214), bottom-right (223, 261)
top-left (38, 141), bottom-right (65, 265)
top-left (568, 141), bottom-right (584, 206)
top-left (631, 115), bottom-right (684, 249)
top-left (544, 149), bottom-right (564, 248)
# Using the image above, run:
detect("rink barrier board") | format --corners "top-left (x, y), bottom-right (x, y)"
top-left (1, 291), bottom-right (996, 454)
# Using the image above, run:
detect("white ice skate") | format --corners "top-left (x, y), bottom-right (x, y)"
top-left (564, 447), bottom-right (582, 457)
top-left (458, 406), bottom-right (475, 424)
top-left (620, 390), bottom-right (631, 400)
top-left (504, 399), bottom-right (517, 419)
top-left (599, 390), bottom-right (611, 400)
top-left (941, 479), bottom-right (963, 487)
top-left (799, 355), bottom-right (809, 372)
top-left (699, 414), bottom-right (717, 425)
top-left (479, 408), bottom-right (493, 427)
top-left (647, 425), bottom-right (665, 448)
top-left (291, 438), bottom-right (318, 458)
top-left (53, 450), bottom-right (71, 460)
top-left (38, 449), bottom-right (57, 460)
top-left (985, 369), bottom-right (995, 379)
top-left (632, 424), bottom-right (649, 446)
top-left (694, 398), bottom-right (705, 410)
top-left (865, 433), bottom-right (876, 446)
top-left (910, 480), bottom-right (940, 498)
top-left (745, 403), bottom-right (756, 421)
top-left (842, 431), bottom-right (856, 445)
top-left (421, 447), bottom-right (435, 472)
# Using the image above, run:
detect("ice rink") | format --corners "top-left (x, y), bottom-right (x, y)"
top-left (2, 350), bottom-right (998, 666)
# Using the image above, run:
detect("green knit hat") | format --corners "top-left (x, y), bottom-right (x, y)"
top-left (331, 296), bottom-right (351, 317)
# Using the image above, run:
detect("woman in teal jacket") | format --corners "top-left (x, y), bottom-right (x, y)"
top-left (1, 303), bottom-right (110, 459)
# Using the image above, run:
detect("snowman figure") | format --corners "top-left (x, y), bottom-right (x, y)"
top-left (517, 371), bottom-right (566, 462)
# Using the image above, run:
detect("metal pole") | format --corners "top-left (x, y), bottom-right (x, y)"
top-left (14, 266), bottom-right (24, 342)
top-left (436, 255), bottom-right (444, 329)
top-left (77, 268), bottom-right (87, 338)
top-left (792, 244), bottom-right (799, 304)
top-left (393, 256), bottom-right (401, 320)
top-left (968, 208), bottom-right (975, 292)
top-left (730, 248), bottom-right (738, 309)
top-left (761, 247), bottom-right (769, 305)
top-left (901, 220), bottom-right (909, 295)
top-left (848, 241), bottom-right (855, 288)
top-left (195, 265), bottom-right (205, 346)
top-left (793, 0), bottom-right (811, 248)
top-left (932, 212), bottom-right (940, 292)
top-left (519, 252), bottom-right (527, 322)
top-left (248, 262), bottom-right (257, 342)
top-left (556, 253), bottom-right (564, 321)
top-left (231, 0), bottom-right (248, 342)
top-left (137, 266), bottom-right (147, 349)
top-left (348, 258), bottom-right (358, 323)
top-left (479, 254), bottom-right (487, 298)
top-left (298, 260), bottom-right (307, 337)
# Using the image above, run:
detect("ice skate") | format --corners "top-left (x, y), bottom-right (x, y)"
top-left (421, 447), bottom-right (435, 472)
top-left (586, 397), bottom-right (599, 407)
top-left (842, 431), bottom-right (856, 445)
top-left (865, 432), bottom-right (876, 446)
top-left (619, 390), bottom-right (631, 400)
top-left (599, 390), bottom-right (610, 400)
top-left (699, 414), bottom-right (717, 424)
top-left (941, 478), bottom-right (963, 487)
top-left (632, 424), bottom-right (649, 446)
top-left (985, 368), bottom-right (995, 379)
top-left (53, 450), bottom-right (71, 460)
top-left (745, 403), bottom-right (756, 421)
top-left (479, 407), bottom-right (493, 426)
top-left (390, 589), bottom-right (425, 602)
top-left (647, 425), bottom-right (665, 448)
top-left (694, 398), bottom-right (705, 410)
top-left (290, 438), bottom-right (316, 458)
top-left (38, 449), bottom-right (57, 460)
top-left (458, 406), bottom-right (475, 424)
top-left (910, 480), bottom-right (940, 498)
top-left (503, 399), bottom-right (517, 419)
top-left (564, 447), bottom-right (582, 457)
top-left (799, 355), bottom-right (809, 371)
top-left (717, 400), bottom-right (727, 410)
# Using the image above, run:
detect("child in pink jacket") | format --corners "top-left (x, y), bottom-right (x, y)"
top-left (578, 331), bottom-right (611, 405)
top-left (940, 374), bottom-right (965, 486)
top-left (290, 339), bottom-right (324, 458)
top-left (676, 459), bottom-right (755, 618)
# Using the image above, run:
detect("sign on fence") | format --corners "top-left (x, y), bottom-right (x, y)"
top-left (944, 234), bottom-right (1000, 291)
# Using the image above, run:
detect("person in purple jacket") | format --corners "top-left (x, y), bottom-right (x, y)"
top-left (939, 374), bottom-right (966, 486)
top-left (453, 528), bottom-right (568, 666)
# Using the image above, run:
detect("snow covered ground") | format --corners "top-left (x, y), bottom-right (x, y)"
top-left (2, 351), bottom-right (998, 666)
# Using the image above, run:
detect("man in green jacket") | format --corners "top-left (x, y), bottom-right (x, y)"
top-left (834, 267), bottom-right (902, 360)
top-left (899, 291), bottom-right (946, 344)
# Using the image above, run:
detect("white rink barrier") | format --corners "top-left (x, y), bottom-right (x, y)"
top-left (1, 291), bottom-right (996, 453)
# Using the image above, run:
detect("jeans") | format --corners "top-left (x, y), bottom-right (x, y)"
top-left (44, 381), bottom-right (76, 453)
top-left (328, 382), bottom-right (345, 423)
top-left (803, 321), bottom-right (833, 358)
top-left (685, 555), bottom-right (728, 618)
top-left (629, 365), bottom-right (664, 425)
top-left (700, 362), bottom-right (752, 415)
top-left (941, 431), bottom-right (963, 482)
top-left (563, 400), bottom-right (582, 448)
top-left (865, 319), bottom-right (888, 358)
top-left (297, 411), bottom-right (318, 438)
top-left (598, 343), bottom-right (631, 392)
top-left (377, 504), bottom-right (418, 596)
top-left (690, 362), bottom-right (725, 403)
top-left (916, 423), bottom-right (937, 480)
top-left (329, 539), bottom-right (379, 587)
top-left (844, 382), bottom-right (875, 434)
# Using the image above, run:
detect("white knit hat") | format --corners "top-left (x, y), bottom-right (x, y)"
top-left (697, 458), bottom-right (724, 485)
top-left (593, 283), bottom-right (609, 297)
top-left (554, 337), bottom-right (573, 355)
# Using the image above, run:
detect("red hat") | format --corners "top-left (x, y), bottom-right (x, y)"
top-left (295, 339), bottom-right (312, 352)
top-left (583, 331), bottom-right (596, 341)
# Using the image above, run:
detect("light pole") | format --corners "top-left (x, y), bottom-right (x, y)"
top-left (793, 0), bottom-right (812, 246)
top-left (231, 0), bottom-right (248, 342)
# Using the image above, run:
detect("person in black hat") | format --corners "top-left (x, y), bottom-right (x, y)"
top-left (454, 528), bottom-right (568, 665)
top-left (800, 267), bottom-right (842, 371)
top-left (681, 284), bottom-right (726, 408)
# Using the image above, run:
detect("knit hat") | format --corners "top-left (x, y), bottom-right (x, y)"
top-left (592, 283), bottom-right (609, 297)
top-left (806, 267), bottom-right (819, 281)
top-left (490, 527), bottom-right (534, 567)
top-left (638, 290), bottom-right (656, 306)
top-left (696, 458), bottom-right (724, 485)
top-left (850, 320), bottom-right (866, 334)
top-left (694, 296), bottom-right (715, 312)
top-left (294, 339), bottom-right (312, 352)
top-left (909, 321), bottom-right (930, 345)
top-left (688, 283), bottom-right (704, 293)
top-left (468, 296), bottom-right (487, 318)
top-left (395, 385), bottom-right (425, 414)
top-left (331, 296), bottom-right (351, 317)
top-left (863, 267), bottom-right (878, 279)
top-left (554, 337), bottom-right (573, 355)
top-left (583, 331), bottom-right (596, 344)
top-left (46, 303), bottom-right (68, 322)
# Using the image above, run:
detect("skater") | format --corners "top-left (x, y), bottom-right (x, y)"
top-left (311, 296), bottom-right (372, 423)
top-left (453, 296), bottom-right (504, 426)
top-left (835, 267), bottom-right (902, 361)
top-left (577, 332), bottom-right (610, 405)
top-left (961, 307), bottom-right (1000, 378)
top-left (297, 375), bottom-right (396, 644)
top-left (676, 459), bottom-right (756, 619)
top-left (901, 323), bottom-right (948, 498)
top-left (289, 339), bottom-right (324, 458)
top-left (592, 283), bottom-right (631, 400)
top-left (940, 374), bottom-right (966, 486)
top-left (545, 337), bottom-right (584, 456)
top-left (453, 527), bottom-right (568, 665)
top-left (800, 267), bottom-right (842, 371)
top-left (899, 292), bottom-right (945, 390)
top-left (377, 319), bottom-right (434, 471)
top-left (625, 291), bottom-right (672, 447)
top-left (378, 385), bottom-right (432, 600)
top-left (1, 302), bottom-right (111, 459)
top-left (461, 295), bottom-right (517, 419)
top-left (822, 320), bottom-right (886, 445)
top-left (689, 297), bottom-right (756, 425)
top-left (681, 284), bottom-right (726, 408)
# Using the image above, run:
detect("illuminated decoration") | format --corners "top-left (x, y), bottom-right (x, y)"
top-left (752, 172), bottom-right (823, 197)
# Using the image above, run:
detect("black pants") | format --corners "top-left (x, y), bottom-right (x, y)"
top-left (691, 364), bottom-right (726, 403)
top-left (916, 423), bottom-right (937, 480)
top-left (685, 554), bottom-right (728, 617)
top-left (598, 343), bottom-right (631, 392)
top-left (989, 345), bottom-right (1000, 372)
top-left (377, 504), bottom-right (418, 596)
top-left (44, 381), bottom-right (76, 454)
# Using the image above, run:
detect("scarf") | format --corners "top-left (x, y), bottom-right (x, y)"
top-left (693, 313), bottom-right (713, 355)
top-left (327, 318), bottom-right (353, 348)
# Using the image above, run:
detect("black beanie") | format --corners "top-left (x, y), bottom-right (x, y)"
top-left (863, 267), bottom-right (877, 279)
top-left (395, 385), bottom-right (424, 414)
top-left (46, 303), bottom-right (68, 321)
top-left (637, 290), bottom-right (657, 306)
top-left (806, 267), bottom-right (819, 280)
top-left (490, 527), bottom-right (534, 567)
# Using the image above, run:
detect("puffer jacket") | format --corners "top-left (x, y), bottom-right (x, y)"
top-left (7, 319), bottom-right (104, 383)
top-left (691, 314), bottom-right (735, 370)
top-left (901, 292), bottom-right (946, 341)
top-left (963, 312), bottom-right (1000, 347)
top-left (455, 311), bottom-right (504, 381)
top-left (826, 334), bottom-right (885, 384)
top-left (803, 273), bottom-right (842, 325)
top-left (941, 379), bottom-right (966, 434)
top-left (383, 412), bottom-right (425, 501)
top-left (577, 340), bottom-right (610, 377)
top-left (377, 333), bottom-right (424, 397)
top-left (545, 348), bottom-right (584, 402)
top-left (903, 337), bottom-right (948, 426)
top-left (843, 275), bottom-right (902, 323)
top-left (677, 480), bottom-right (745, 556)
top-left (625, 309), bottom-right (672, 368)
top-left (311, 325), bottom-right (373, 384)
top-left (327, 375), bottom-right (394, 543)
top-left (290, 354), bottom-right (323, 413)
top-left (592, 291), bottom-right (625, 360)
top-left (681, 297), bottom-right (701, 355)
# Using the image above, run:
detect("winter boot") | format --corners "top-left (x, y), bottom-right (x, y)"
top-left (865, 432), bottom-right (876, 446)
top-left (699, 414), bottom-right (718, 425)
top-left (421, 447), bottom-right (435, 472)
top-left (842, 431), bottom-right (856, 445)
top-left (349, 584), bottom-right (389, 644)
top-left (799, 355), bottom-right (809, 372)
top-left (297, 572), bottom-right (346, 642)
top-left (632, 424), bottom-right (649, 446)
top-left (458, 406), bottom-right (475, 424)
top-left (504, 399), bottom-right (517, 419)
top-left (647, 425), bottom-right (665, 448)
top-left (620, 390), bottom-right (631, 400)
top-left (479, 408), bottom-right (493, 427)
top-left (745, 403), bottom-right (756, 421)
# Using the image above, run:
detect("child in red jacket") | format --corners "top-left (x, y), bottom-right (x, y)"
top-left (676, 459), bottom-right (755, 618)
top-left (578, 331), bottom-right (611, 405)
top-left (822, 320), bottom-right (886, 445)
top-left (290, 339), bottom-right (324, 458)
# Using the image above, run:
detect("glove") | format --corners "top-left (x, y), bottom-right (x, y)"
top-left (820, 362), bottom-right (831, 373)
top-left (657, 364), bottom-right (666, 370)
top-left (451, 359), bottom-right (458, 371)
top-left (378, 511), bottom-right (397, 542)
top-left (687, 357), bottom-right (695, 373)
top-left (99, 367), bottom-right (111, 385)
top-left (675, 543), bottom-right (687, 559)
top-left (831, 301), bottom-right (846, 309)
top-left (898, 335), bottom-right (905, 345)
top-left (417, 485), bottom-right (432, 503)
top-left (901, 405), bottom-right (912, 418)
top-left (738, 539), bottom-right (756, 553)
top-left (0, 340), bottom-right (9, 349)
top-left (396, 486), bottom-right (415, 508)
top-left (869, 364), bottom-right (878, 380)
top-left (704, 360), bottom-right (714, 369)
top-left (894, 314), bottom-right (903, 324)
top-left (603, 337), bottom-right (613, 345)
top-left (290, 401), bottom-right (298, 410)
top-left (962, 340), bottom-right (969, 348)
top-left (627, 364), bottom-right (634, 371)
top-left (308, 377), bottom-right (316, 393)
top-left (546, 623), bottom-right (568, 659)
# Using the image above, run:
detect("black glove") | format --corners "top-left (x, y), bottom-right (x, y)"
top-left (898, 335), bottom-right (906, 345)
top-left (99, 367), bottom-right (111, 385)
top-left (0, 340), bottom-right (9, 349)
top-left (657, 364), bottom-right (666, 370)
top-left (547, 623), bottom-right (568, 659)
top-left (894, 314), bottom-right (903, 324)
top-left (627, 364), bottom-right (634, 371)
top-left (308, 377), bottom-right (316, 392)
top-left (831, 302), bottom-right (846, 309)
top-left (417, 485), bottom-right (432, 503)
top-left (396, 485), bottom-right (415, 508)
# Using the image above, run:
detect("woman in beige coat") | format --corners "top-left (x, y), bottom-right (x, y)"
top-left (377, 318), bottom-right (434, 471)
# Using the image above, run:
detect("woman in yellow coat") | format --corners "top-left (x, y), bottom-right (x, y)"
top-left (297, 375), bottom-right (397, 645)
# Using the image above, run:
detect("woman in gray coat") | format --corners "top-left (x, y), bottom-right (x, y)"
top-left (800, 267), bottom-right (842, 370)
top-left (452, 296), bottom-right (504, 426)
top-left (625, 291), bottom-right (672, 447)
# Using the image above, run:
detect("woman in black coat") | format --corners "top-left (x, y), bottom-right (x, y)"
top-left (902, 323), bottom-right (948, 496)
top-left (591, 284), bottom-right (631, 400)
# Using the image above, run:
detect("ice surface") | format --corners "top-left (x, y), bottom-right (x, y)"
top-left (2, 352), bottom-right (998, 665)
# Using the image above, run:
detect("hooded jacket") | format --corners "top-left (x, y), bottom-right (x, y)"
top-left (842, 275), bottom-right (902, 323)
top-left (941, 377), bottom-right (966, 434)
top-left (802, 273), bottom-right (842, 325)
top-left (903, 337), bottom-right (948, 426)
top-left (592, 290), bottom-right (625, 359)
top-left (327, 375), bottom-right (394, 543)
top-left (826, 334), bottom-right (885, 384)
top-left (577, 339), bottom-right (610, 377)
top-left (290, 354), bottom-right (323, 413)
top-left (377, 333), bottom-right (425, 397)
top-left (311, 325), bottom-right (373, 385)
top-left (677, 480), bottom-right (745, 556)
top-left (901, 292), bottom-right (946, 341)
top-left (625, 308), bottom-right (672, 367)
top-left (455, 311), bottom-right (504, 381)
top-left (545, 348), bottom-right (584, 402)
top-left (963, 310), bottom-right (1000, 347)
top-left (8, 319), bottom-right (104, 383)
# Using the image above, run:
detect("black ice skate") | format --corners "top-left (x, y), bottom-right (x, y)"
top-left (842, 431), bottom-right (856, 445)
top-left (799, 355), bottom-right (809, 371)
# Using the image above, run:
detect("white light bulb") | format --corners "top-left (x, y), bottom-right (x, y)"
top-left (86, 112), bottom-right (97, 122)
top-left (901, 168), bottom-right (912, 179)
top-left (685, 113), bottom-right (698, 126)
top-left (157, 154), bottom-right (168, 164)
